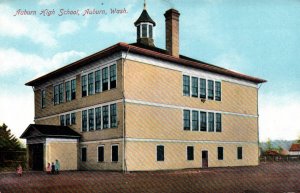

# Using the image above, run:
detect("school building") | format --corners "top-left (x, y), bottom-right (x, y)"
top-left (20, 4), bottom-right (266, 171)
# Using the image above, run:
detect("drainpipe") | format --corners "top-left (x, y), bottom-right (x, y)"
top-left (257, 83), bottom-right (263, 163)
top-left (122, 46), bottom-right (131, 173)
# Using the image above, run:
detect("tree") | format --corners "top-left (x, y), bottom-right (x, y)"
top-left (266, 138), bottom-right (272, 151)
top-left (0, 123), bottom-right (22, 151)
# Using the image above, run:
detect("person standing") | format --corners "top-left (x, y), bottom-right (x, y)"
top-left (51, 162), bottom-right (55, 174)
top-left (16, 164), bottom-right (22, 177)
top-left (46, 163), bottom-right (51, 174)
top-left (55, 159), bottom-right (60, 174)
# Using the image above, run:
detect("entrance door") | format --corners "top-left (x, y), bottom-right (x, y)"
top-left (29, 144), bottom-right (44, 171)
top-left (202, 150), bottom-right (208, 168)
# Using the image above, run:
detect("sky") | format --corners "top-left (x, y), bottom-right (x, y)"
top-left (0, 0), bottom-right (299, 142)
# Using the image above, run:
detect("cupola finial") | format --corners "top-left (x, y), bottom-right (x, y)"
top-left (144, 0), bottom-right (147, 10)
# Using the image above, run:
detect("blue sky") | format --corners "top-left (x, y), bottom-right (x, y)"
top-left (0, 0), bottom-right (299, 142)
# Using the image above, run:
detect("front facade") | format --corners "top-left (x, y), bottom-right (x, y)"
top-left (21, 6), bottom-right (266, 171)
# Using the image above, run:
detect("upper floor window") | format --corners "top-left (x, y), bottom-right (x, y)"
top-left (102, 67), bottom-right (108, 91)
top-left (192, 77), bottom-right (198, 97)
top-left (208, 80), bottom-right (214, 100)
top-left (110, 104), bottom-right (117, 128)
top-left (149, 25), bottom-right (153, 38)
top-left (183, 110), bottom-right (190, 130)
top-left (215, 81), bottom-right (221, 101)
top-left (60, 113), bottom-right (76, 126)
top-left (200, 78), bottom-right (206, 99)
top-left (102, 105), bottom-right (109, 129)
top-left (60, 115), bottom-right (65, 126)
top-left (208, 112), bottom-right (214, 132)
top-left (192, 111), bottom-right (199, 131)
top-left (65, 81), bottom-right (71, 102)
top-left (81, 75), bottom-right (87, 97)
top-left (65, 114), bottom-right (70, 125)
top-left (200, 111), bottom-right (207, 131)
top-left (88, 72), bottom-right (94, 95)
top-left (110, 64), bottom-right (116, 89)
top-left (71, 79), bottom-right (76, 100)
top-left (82, 110), bottom-right (87, 132)
top-left (183, 75), bottom-right (190, 96)
top-left (88, 108), bottom-right (94, 131)
top-left (41, 89), bottom-right (46, 108)
top-left (216, 113), bottom-right (222, 132)
top-left (59, 83), bottom-right (64, 103)
top-left (142, 24), bottom-right (147, 37)
top-left (95, 107), bottom-right (101, 130)
top-left (95, 70), bottom-right (101, 93)
top-left (71, 112), bottom-right (76, 125)
top-left (54, 85), bottom-right (59, 105)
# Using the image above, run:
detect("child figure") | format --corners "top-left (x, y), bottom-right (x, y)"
top-left (16, 164), bottom-right (22, 177)
top-left (51, 162), bottom-right (55, 174)
top-left (46, 163), bottom-right (51, 174)
top-left (55, 159), bottom-right (60, 174)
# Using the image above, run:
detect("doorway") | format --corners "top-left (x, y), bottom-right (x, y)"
top-left (28, 143), bottom-right (44, 171)
top-left (202, 150), bottom-right (208, 168)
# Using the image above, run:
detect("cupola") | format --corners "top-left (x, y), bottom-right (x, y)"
top-left (134, 1), bottom-right (156, 47)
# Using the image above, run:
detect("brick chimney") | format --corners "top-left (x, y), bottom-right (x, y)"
top-left (164, 9), bottom-right (180, 57)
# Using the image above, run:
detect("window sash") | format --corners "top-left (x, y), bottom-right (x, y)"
top-left (41, 90), bottom-right (46, 108)
top-left (65, 81), bottom-right (71, 102)
top-left (208, 80), bottom-right (214, 100)
top-left (157, 145), bottom-right (164, 161)
top-left (110, 64), bottom-right (116, 89)
top-left (54, 85), bottom-right (59, 105)
top-left (82, 110), bottom-right (87, 132)
top-left (142, 24), bottom-right (147, 37)
top-left (71, 79), bottom-right (76, 100)
top-left (102, 106), bottom-right (109, 129)
top-left (216, 113), bottom-right (222, 132)
top-left (149, 25), bottom-right (153, 38)
top-left (71, 113), bottom-right (76, 125)
top-left (59, 83), bottom-right (64, 103)
top-left (95, 107), bottom-right (101, 130)
top-left (183, 75), bottom-right (190, 96)
top-left (200, 111), bottom-right (207, 131)
top-left (183, 110), bottom-right (190, 130)
top-left (110, 104), bottom-right (117, 128)
top-left (88, 72), bottom-right (94, 95)
top-left (192, 77), bottom-right (198, 97)
top-left (88, 109), bottom-right (94, 131)
top-left (81, 75), bottom-right (87, 97)
top-left (102, 67), bottom-right (108, 91)
top-left (95, 70), bottom-right (101, 93)
top-left (60, 115), bottom-right (65, 126)
top-left (208, 112), bottom-right (214, 132)
top-left (200, 79), bottom-right (206, 99)
top-left (65, 114), bottom-right (70, 125)
top-left (192, 111), bottom-right (199, 131)
top-left (215, 81), bottom-right (221, 101)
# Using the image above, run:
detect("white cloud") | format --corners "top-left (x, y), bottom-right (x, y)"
top-left (58, 20), bottom-right (80, 36)
top-left (0, 4), bottom-right (57, 47)
top-left (212, 50), bottom-right (249, 72)
top-left (259, 93), bottom-right (300, 141)
top-left (38, 0), bottom-right (57, 5)
top-left (0, 48), bottom-right (86, 76)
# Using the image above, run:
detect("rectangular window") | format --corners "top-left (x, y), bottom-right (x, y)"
top-left (71, 112), bottom-right (76, 125)
top-left (102, 105), bottom-right (109, 129)
top-left (59, 83), bottom-right (64, 103)
top-left (88, 108), bottom-right (94, 131)
top-left (54, 85), bottom-right (59, 105)
top-left (82, 110), bottom-right (87, 132)
top-left (98, 146), bottom-right (104, 162)
top-left (200, 111), bottom-right (207, 131)
top-left (88, 72), bottom-right (94, 95)
top-left (183, 75), bottom-right (190, 96)
top-left (81, 147), bottom-right (87, 162)
top-left (41, 90), bottom-right (46, 108)
top-left (65, 81), bottom-right (71, 102)
top-left (208, 112), bottom-right (214, 132)
top-left (110, 104), bottom-right (117, 128)
top-left (112, 145), bottom-right (118, 162)
top-left (237, 147), bottom-right (243, 160)
top-left (95, 107), bottom-right (101, 130)
top-left (81, 75), bottom-right (87, 97)
top-left (110, 64), bottom-right (116, 89)
top-left (215, 81), bottom-right (221, 101)
top-left (187, 146), bottom-right (194, 161)
top-left (183, 110), bottom-right (190, 130)
top-left (149, 25), bottom-right (153, 38)
top-left (208, 80), bottom-right (214, 100)
top-left (60, 115), bottom-right (65, 126)
top-left (142, 24), bottom-right (147, 37)
top-left (218, 147), bottom-right (223, 160)
top-left (102, 67), bottom-right (108, 91)
top-left (192, 77), bottom-right (198, 97)
top-left (65, 114), bottom-right (70, 126)
top-left (192, 111), bottom-right (199, 131)
top-left (216, 113), bottom-right (222, 132)
top-left (95, 70), bottom-right (101, 93)
top-left (157, 145), bottom-right (164, 161)
top-left (71, 79), bottom-right (76, 100)
top-left (200, 78), bottom-right (206, 99)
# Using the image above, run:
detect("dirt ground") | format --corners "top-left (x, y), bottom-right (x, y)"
top-left (0, 162), bottom-right (299, 193)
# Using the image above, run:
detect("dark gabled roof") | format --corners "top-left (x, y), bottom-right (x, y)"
top-left (25, 42), bottom-right (266, 86)
top-left (289, 144), bottom-right (300, 151)
top-left (134, 9), bottom-right (156, 26)
top-left (20, 124), bottom-right (81, 139)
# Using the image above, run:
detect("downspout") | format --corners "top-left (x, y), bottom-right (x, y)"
top-left (122, 47), bottom-right (131, 173)
top-left (257, 83), bottom-right (263, 163)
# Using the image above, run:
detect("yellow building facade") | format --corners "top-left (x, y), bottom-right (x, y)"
top-left (21, 7), bottom-right (265, 171)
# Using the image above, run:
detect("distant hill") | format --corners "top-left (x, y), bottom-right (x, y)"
top-left (260, 140), bottom-right (297, 151)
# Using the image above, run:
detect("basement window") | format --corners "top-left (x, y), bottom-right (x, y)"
top-left (237, 147), bottom-right (243, 160)
top-left (218, 147), bottom-right (223, 160)
top-left (112, 145), bottom-right (119, 162)
top-left (81, 147), bottom-right (87, 162)
top-left (157, 145), bottom-right (164, 161)
top-left (187, 146), bottom-right (194, 161)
